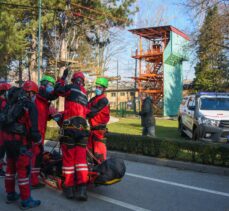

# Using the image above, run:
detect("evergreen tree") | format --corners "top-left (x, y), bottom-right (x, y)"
top-left (0, 6), bottom-right (27, 79)
top-left (194, 6), bottom-right (228, 91)
top-left (0, 0), bottom-right (138, 79)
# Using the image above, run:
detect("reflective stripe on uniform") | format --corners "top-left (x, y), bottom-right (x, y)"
top-left (62, 170), bottom-right (75, 174)
top-left (75, 164), bottom-right (87, 167)
top-left (5, 173), bottom-right (15, 177)
top-left (18, 178), bottom-right (29, 182)
top-left (18, 182), bottom-right (30, 186)
top-left (62, 166), bottom-right (74, 170)
top-left (31, 168), bottom-right (40, 173)
top-left (32, 168), bottom-right (40, 170)
top-left (75, 168), bottom-right (88, 171)
top-left (5, 177), bottom-right (15, 180)
top-left (18, 178), bottom-right (29, 186)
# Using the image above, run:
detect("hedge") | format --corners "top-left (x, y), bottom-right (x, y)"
top-left (45, 127), bottom-right (229, 167)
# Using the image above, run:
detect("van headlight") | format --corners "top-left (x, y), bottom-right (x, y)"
top-left (198, 116), bottom-right (220, 127)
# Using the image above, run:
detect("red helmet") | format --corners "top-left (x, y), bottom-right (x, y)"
top-left (22, 80), bottom-right (38, 93)
top-left (71, 71), bottom-right (85, 82)
top-left (0, 83), bottom-right (11, 92)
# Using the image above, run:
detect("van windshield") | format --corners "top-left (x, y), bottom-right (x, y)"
top-left (200, 97), bottom-right (229, 110)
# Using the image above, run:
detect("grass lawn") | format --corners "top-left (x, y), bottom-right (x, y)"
top-left (107, 117), bottom-right (187, 141)
top-left (48, 117), bottom-right (187, 141)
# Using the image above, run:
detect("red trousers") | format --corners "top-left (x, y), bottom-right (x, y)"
top-left (31, 144), bottom-right (43, 186)
top-left (5, 152), bottom-right (31, 200)
top-left (87, 129), bottom-right (107, 163)
top-left (61, 144), bottom-right (88, 187)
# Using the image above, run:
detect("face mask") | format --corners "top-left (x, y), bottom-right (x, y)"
top-left (95, 88), bottom-right (102, 96)
top-left (31, 95), bottom-right (36, 103)
top-left (74, 78), bottom-right (84, 86)
top-left (46, 84), bottom-right (54, 93)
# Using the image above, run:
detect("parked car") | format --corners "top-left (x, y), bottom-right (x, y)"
top-left (178, 92), bottom-right (229, 143)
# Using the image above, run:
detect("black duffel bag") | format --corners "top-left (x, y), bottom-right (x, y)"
top-left (93, 158), bottom-right (126, 185)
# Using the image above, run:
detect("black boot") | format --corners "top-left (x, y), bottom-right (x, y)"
top-left (76, 184), bottom-right (88, 201)
top-left (63, 186), bottom-right (74, 199)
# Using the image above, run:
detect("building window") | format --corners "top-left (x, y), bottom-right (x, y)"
top-left (111, 92), bottom-right (116, 97)
top-left (130, 92), bottom-right (135, 96)
top-left (120, 92), bottom-right (125, 96)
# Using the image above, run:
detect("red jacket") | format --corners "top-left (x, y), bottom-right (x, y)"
top-left (55, 79), bottom-right (88, 121)
top-left (35, 86), bottom-right (58, 142)
top-left (0, 96), bottom-right (7, 110)
top-left (87, 94), bottom-right (110, 128)
top-left (35, 94), bottom-right (50, 142)
top-left (4, 99), bottom-right (41, 147)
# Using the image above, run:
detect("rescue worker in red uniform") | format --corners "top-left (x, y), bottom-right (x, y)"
top-left (0, 82), bottom-right (11, 177)
top-left (31, 75), bottom-right (57, 189)
top-left (87, 77), bottom-right (110, 163)
top-left (3, 81), bottom-right (41, 209)
top-left (55, 69), bottom-right (89, 201)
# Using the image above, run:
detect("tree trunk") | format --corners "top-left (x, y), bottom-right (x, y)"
top-left (29, 33), bottom-right (37, 82)
top-left (18, 60), bottom-right (23, 87)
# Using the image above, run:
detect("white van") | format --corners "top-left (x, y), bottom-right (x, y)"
top-left (178, 92), bottom-right (229, 142)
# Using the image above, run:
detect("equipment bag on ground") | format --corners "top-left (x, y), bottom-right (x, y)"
top-left (40, 150), bottom-right (126, 188)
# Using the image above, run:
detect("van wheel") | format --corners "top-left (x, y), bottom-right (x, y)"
top-left (178, 119), bottom-right (186, 137)
top-left (192, 128), bottom-right (199, 141)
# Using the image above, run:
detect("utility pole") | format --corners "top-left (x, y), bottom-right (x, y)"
top-left (116, 60), bottom-right (119, 111)
top-left (133, 50), bottom-right (138, 114)
top-left (37, 0), bottom-right (42, 84)
top-left (18, 60), bottom-right (23, 87)
top-left (55, 24), bottom-right (58, 80)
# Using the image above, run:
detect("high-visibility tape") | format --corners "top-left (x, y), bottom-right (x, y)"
top-left (75, 168), bottom-right (88, 171)
top-left (62, 166), bottom-right (74, 170)
top-left (62, 171), bottom-right (75, 174)
top-left (75, 164), bottom-right (87, 167)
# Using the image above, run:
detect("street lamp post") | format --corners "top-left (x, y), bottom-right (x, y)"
top-left (37, 0), bottom-right (42, 84)
top-left (116, 60), bottom-right (119, 112)
top-left (133, 53), bottom-right (137, 114)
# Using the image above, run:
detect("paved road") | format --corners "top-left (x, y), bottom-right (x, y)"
top-left (0, 160), bottom-right (229, 211)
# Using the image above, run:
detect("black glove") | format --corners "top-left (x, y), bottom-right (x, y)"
top-left (61, 68), bottom-right (69, 80)
top-left (38, 86), bottom-right (50, 99)
top-left (31, 131), bottom-right (42, 144)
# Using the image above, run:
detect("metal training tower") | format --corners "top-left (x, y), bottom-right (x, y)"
top-left (129, 25), bottom-right (190, 116)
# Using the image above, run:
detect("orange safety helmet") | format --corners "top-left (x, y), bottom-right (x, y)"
top-left (71, 71), bottom-right (85, 82)
top-left (22, 80), bottom-right (39, 93)
top-left (0, 83), bottom-right (11, 92)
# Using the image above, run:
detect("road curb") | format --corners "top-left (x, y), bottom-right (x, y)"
top-left (108, 151), bottom-right (229, 176)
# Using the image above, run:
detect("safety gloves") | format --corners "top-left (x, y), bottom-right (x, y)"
top-left (61, 68), bottom-right (69, 81)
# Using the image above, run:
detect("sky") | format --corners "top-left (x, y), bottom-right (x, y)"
top-left (106, 0), bottom-right (197, 81)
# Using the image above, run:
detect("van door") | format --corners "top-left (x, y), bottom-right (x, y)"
top-left (182, 96), bottom-right (190, 128)
top-left (186, 96), bottom-right (195, 131)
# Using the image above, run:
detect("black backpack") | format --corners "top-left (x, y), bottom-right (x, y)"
top-left (0, 87), bottom-right (27, 127)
